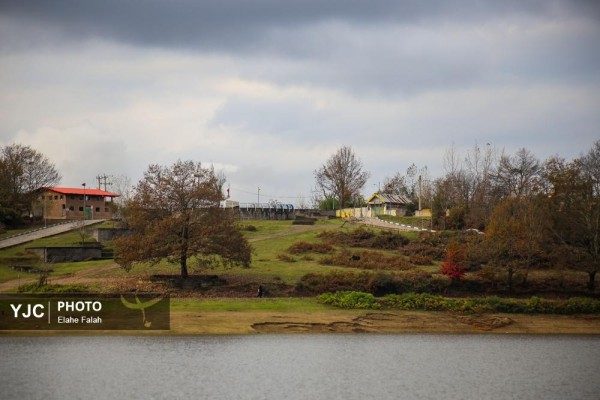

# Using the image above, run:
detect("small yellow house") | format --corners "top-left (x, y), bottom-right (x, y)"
top-left (366, 193), bottom-right (411, 217)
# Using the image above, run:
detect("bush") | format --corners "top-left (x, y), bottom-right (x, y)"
top-left (318, 292), bottom-right (600, 314)
top-left (17, 283), bottom-right (90, 293)
top-left (408, 254), bottom-right (434, 265)
top-left (318, 291), bottom-right (381, 309)
top-left (295, 270), bottom-right (373, 294)
top-left (243, 225), bottom-right (258, 232)
top-left (0, 207), bottom-right (23, 228)
top-left (288, 241), bottom-right (334, 254)
top-left (382, 293), bottom-right (459, 311)
top-left (557, 297), bottom-right (600, 314)
top-left (277, 253), bottom-right (296, 263)
top-left (320, 249), bottom-right (414, 271)
top-left (317, 227), bottom-right (408, 250)
top-left (292, 217), bottom-right (316, 225)
top-left (394, 270), bottom-right (450, 293)
top-left (368, 272), bottom-right (403, 296)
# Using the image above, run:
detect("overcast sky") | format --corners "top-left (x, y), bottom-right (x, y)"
top-left (1, 0), bottom-right (599, 204)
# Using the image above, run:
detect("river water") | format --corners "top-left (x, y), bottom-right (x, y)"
top-left (1, 334), bottom-right (598, 399)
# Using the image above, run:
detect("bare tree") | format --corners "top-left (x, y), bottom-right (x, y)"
top-left (494, 148), bottom-right (541, 199)
top-left (464, 143), bottom-right (498, 228)
top-left (314, 146), bottom-right (370, 209)
top-left (382, 164), bottom-right (429, 203)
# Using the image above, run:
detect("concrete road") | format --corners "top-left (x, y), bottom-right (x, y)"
top-left (359, 217), bottom-right (433, 232)
top-left (0, 220), bottom-right (105, 250)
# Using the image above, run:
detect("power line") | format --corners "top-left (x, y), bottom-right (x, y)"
top-left (230, 186), bottom-right (309, 200)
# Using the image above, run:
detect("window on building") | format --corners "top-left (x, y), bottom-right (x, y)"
top-left (62, 204), bottom-right (66, 209)
top-left (60, 195), bottom-right (63, 200)
top-left (69, 206), bottom-right (74, 211)
top-left (79, 207), bottom-right (83, 211)
top-left (95, 207), bottom-right (100, 212)
top-left (54, 195), bottom-right (58, 200)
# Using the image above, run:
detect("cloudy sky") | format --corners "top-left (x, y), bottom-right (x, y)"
top-left (1, 0), bottom-right (599, 204)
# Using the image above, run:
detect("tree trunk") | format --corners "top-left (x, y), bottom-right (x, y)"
top-left (180, 219), bottom-right (189, 279)
top-left (180, 253), bottom-right (188, 279)
top-left (588, 270), bottom-right (596, 291)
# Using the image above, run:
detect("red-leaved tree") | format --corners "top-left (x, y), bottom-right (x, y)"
top-left (441, 241), bottom-right (466, 282)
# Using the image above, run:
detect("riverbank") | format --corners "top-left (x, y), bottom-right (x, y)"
top-left (2, 298), bottom-right (599, 335)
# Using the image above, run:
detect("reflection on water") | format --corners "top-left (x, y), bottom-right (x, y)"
top-left (1, 335), bottom-right (599, 400)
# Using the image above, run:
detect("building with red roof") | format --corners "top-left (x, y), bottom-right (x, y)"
top-left (33, 186), bottom-right (120, 220)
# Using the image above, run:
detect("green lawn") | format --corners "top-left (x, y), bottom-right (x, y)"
top-left (0, 218), bottom-right (425, 288)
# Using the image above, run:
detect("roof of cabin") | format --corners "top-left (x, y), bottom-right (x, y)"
top-left (41, 187), bottom-right (120, 197)
top-left (366, 193), bottom-right (410, 205)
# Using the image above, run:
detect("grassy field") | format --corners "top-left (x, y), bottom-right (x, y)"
top-left (0, 219), bottom-right (358, 288)
top-left (1, 218), bottom-right (598, 335)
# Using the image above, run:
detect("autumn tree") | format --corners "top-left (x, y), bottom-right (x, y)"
top-left (0, 144), bottom-right (61, 221)
top-left (314, 146), bottom-right (370, 209)
top-left (482, 197), bottom-right (549, 292)
top-left (543, 142), bottom-right (600, 290)
top-left (440, 240), bottom-right (467, 282)
top-left (114, 160), bottom-right (252, 279)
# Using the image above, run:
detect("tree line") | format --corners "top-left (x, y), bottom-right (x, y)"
top-left (314, 141), bottom-right (600, 290)
top-left (3, 140), bottom-right (598, 288)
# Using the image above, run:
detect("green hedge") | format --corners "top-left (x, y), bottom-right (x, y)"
top-left (317, 291), bottom-right (381, 309)
top-left (317, 291), bottom-right (600, 314)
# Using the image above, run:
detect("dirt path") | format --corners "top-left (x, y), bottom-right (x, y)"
top-left (357, 217), bottom-right (428, 232)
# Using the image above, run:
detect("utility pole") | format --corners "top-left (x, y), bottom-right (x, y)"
top-left (96, 174), bottom-right (112, 191)
top-left (82, 183), bottom-right (87, 220)
top-left (257, 187), bottom-right (260, 205)
top-left (418, 175), bottom-right (422, 214)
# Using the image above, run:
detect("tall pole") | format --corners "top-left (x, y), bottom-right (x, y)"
top-left (82, 183), bottom-right (86, 220)
top-left (418, 175), bottom-right (422, 214)
top-left (257, 187), bottom-right (260, 205)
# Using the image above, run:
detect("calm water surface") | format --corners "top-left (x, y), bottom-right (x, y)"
top-left (1, 335), bottom-right (599, 400)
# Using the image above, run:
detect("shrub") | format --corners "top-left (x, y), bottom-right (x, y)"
top-left (243, 225), bottom-right (258, 232)
top-left (318, 227), bottom-right (408, 250)
top-left (408, 254), bottom-right (434, 265)
top-left (318, 291), bottom-right (381, 309)
top-left (320, 249), bottom-right (414, 271)
top-left (381, 293), bottom-right (459, 311)
top-left (395, 270), bottom-right (449, 293)
top-left (368, 272), bottom-right (403, 296)
top-left (288, 241), bottom-right (334, 254)
top-left (318, 292), bottom-right (600, 314)
top-left (17, 283), bottom-right (90, 293)
top-left (295, 270), bottom-right (373, 294)
top-left (277, 253), bottom-right (296, 263)
top-left (440, 241), bottom-right (467, 282)
top-left (557, 297), bottom-right (600, 314)
top-left (292, 218), bottom-right (316, 225)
